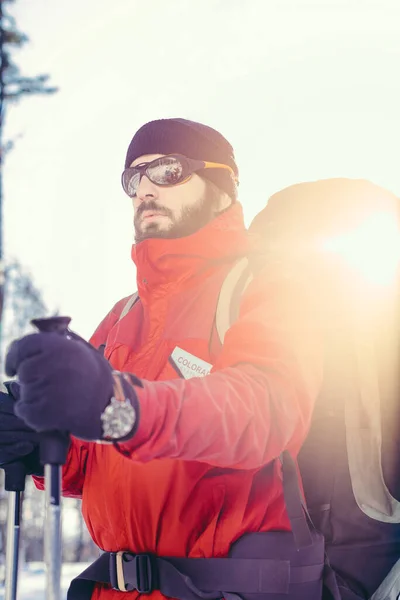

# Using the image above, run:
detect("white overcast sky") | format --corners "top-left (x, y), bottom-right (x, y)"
top-left (3, 0), bottom-right (400, 339)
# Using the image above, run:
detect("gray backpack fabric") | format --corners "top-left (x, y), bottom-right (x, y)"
top-left (216, 179), bottom-right (400, 600)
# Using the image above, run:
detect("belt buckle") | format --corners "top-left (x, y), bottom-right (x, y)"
top-left (110, 551), bottom-right (129, 592)
top-left (116, 551), bottom-right (129, 592)
top-left (110, 551), bottom-right (153, 593)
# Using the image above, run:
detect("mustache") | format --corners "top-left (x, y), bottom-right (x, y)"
top-left (136, 201), bottom-right (171, 218)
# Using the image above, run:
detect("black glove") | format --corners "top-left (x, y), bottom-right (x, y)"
top-left (0, 382), bottom-right (43, 476)
top-left (5, 330), bottom-right (139, 441)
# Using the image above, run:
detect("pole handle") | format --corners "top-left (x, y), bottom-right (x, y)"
top-left (31, 316), bottom-right (71, 333)
top-left (39, 431), bottom-right (70, 466)
top-left (4, 461), bottom-right (26, 492)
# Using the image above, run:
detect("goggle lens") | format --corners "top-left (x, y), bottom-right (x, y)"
top-left (147, 156), bottom-right (183, 186)
top-left (123, 156), bottom-right (185, 197)
top-left (127, 172), bottom-right (141, 197)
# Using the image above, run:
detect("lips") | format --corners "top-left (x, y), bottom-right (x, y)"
top-left (141, 211), bottom-right (166, 220)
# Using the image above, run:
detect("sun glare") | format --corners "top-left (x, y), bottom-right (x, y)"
top-left (322, 213), bottom-right (400, 286)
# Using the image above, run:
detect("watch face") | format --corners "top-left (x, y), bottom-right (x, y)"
top-left (101, 396), bottom-right (136, 440)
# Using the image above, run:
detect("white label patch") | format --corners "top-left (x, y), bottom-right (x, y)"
top-left (170, 346), bottom-right (213, 380)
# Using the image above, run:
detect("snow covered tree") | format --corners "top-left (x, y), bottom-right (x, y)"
top-left (0, 0), bottom-right (57, 575)
top-left (0, 259), bottom-right (50, 573)
top-left (0, 0), bottom-right (57, 364)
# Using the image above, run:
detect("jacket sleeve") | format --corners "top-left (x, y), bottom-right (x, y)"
top-left (117, 269), bottom-right (323, 470)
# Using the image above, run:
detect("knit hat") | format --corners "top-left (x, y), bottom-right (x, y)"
top-left (124, 118), bottom-right (239, 200)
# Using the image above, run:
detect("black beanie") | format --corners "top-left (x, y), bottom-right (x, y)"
top-left (124, 118), bottom-right (239, 201)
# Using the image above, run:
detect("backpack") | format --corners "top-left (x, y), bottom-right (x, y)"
top-left (215, 179), bottom-right (400, 600)
top-left (119, 178), bottom-right (400, 600)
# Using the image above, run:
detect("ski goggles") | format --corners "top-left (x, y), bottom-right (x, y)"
top-left (121, 154), bottom-right (237, 198)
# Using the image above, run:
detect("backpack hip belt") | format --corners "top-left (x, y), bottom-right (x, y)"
top-left (68, 542), bottom-right (324, 600)
top-left (67, 453), bottom-right (337, 600)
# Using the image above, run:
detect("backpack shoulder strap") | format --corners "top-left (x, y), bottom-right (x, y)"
top-left (215, 257), bottom-right (253, 344)
top-left (346, 317), bottom-right (400, 523)
top-left (118, 292), bottom-right (140, 322)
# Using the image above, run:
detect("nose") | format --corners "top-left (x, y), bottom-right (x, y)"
top-left (136, 174), bottom-right (159, 203)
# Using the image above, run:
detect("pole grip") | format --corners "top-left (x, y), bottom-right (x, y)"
top-left (4, 462), bottom-right (26, 492)
top-left (31, 316), bottom-right (71, 334)
top-left (39, 431), bottom-right (70, 466)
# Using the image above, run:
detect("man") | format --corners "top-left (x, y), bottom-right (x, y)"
top-left (1, 119), bottom-right (323, 600)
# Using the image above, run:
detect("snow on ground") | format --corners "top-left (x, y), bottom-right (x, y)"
top-left (0, 562), bottom-right (90, 600)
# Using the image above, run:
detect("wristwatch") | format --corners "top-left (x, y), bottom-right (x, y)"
top-left (100, 372), bottom-right (137, 440)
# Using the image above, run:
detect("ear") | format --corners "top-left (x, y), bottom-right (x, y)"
top-left (216, 191), bottom-right (233, 213)
top-left (203, 177), bottom-right (234, 213)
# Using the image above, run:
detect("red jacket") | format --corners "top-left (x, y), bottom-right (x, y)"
top-left (36, 202), bottom-right (322, 600)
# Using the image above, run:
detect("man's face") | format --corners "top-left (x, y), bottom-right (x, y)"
top-left (130, 154), bottom-right (231, 243)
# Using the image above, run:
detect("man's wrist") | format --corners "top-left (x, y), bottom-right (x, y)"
top-left (99, 371), bottom-right (139, 442)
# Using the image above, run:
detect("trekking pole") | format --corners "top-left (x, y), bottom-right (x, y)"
top-left (31, 316), bottom-right (72, 600)
top-left (4, 461), bottom-right (26, 600)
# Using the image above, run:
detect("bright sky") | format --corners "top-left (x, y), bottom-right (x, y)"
top-left (3, 0), bottom-right (400, 339)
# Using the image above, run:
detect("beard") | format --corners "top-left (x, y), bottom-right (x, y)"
top-left (134, 182), bottom-right (224, 243)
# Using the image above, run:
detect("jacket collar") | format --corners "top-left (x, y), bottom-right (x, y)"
top-left (131, 202), bottom-right (250, 299)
